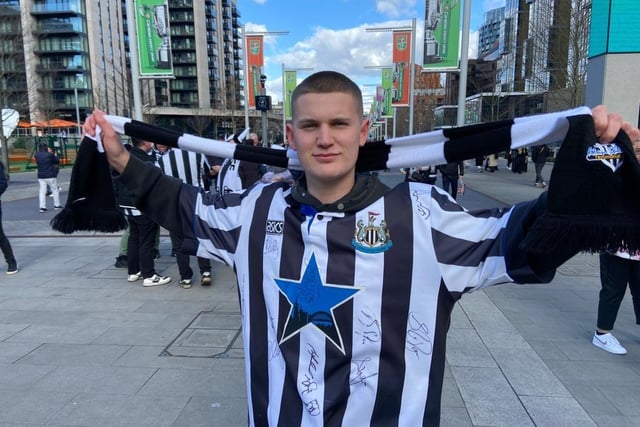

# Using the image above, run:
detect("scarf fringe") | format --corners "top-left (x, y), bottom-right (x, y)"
top-left (50, 206), bottom-right (127, 234)
top-left (520, 214), bottom-right (640, 254)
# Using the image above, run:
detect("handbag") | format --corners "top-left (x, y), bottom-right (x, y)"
top-left (457, 177), bottom-right (465, 196)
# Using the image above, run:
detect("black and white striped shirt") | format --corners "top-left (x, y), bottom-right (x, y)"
top-left (216, 158), bottom-right (244, 194)
top-left (157, 148), bottom-right (209, 188)
top-left (171, 179), bottom-right (533, 426)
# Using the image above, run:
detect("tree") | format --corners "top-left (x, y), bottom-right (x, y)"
top-left (184, 114), bottom-right (213, 136)
top-left (524, 0), bottom-right (591, 111)
top-left (0, 1), bottom-right (28, 173)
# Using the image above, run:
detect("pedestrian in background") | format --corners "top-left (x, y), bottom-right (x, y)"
top-left (0, 161), bottom-right (17, 275)
top-left (112, 138), bottom-right (171, 287)
top-left (157, 144), bottom-right (214, 289)
top-left (592, 251), bottom-right (640, 354)
top-left (531, 144), bottom-right (550, 188)
top-left (592, 140), bottom-right (640, 355)
top-left (34, 142), bottom-right (62, 213)
top-left (238, 133), bottom-right (265, 189)
top-left (437, 161), bottom-right (464, 199)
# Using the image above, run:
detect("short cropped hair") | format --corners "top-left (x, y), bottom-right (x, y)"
top-left (131, 137), bottom-right (146, 148)
top-left (290, 71), bottom-right (363, 119)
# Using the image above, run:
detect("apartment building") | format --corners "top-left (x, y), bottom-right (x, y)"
top-left (0, 0), bottom-right (245, 137)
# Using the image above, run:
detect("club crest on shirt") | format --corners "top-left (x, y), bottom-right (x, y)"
top-left (586, 142), bottom-right (623, 173)
top-left (352, 211), bottom-right (393, 253)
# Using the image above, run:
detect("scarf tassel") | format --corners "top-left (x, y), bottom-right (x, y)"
top-left (521, 214), bottom-right (640, 254)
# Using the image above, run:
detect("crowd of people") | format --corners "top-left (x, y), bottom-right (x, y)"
top-left (0, 69), bottom-right (639, 425)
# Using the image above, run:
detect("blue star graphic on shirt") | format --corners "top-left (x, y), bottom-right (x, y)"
top-left (275, 253), bottom-right (360, 353)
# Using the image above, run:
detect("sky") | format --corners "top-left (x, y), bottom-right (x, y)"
top-left (238, 0), bottom-right (506, 105)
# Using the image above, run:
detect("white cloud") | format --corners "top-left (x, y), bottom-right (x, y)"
top-left (376, 0), bottom-right (418, 18)
top-left (468, 30), bottom-right (478, 59)
top-left (263, 21), bottom-right (414, 103)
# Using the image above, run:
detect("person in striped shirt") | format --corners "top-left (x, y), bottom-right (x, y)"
top-left (156, 144), bottom-right (213, 289)
top-left (84, 71), bottom-right (634, 426)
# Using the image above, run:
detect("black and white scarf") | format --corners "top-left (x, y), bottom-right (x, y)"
top-left (52, 107), bottom-right (640, 255)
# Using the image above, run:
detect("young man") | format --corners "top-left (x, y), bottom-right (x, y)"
top-left (84, 71), bottom-right (632, 426)
top-left (156, 144), bottom-right (213, 288)
top-left (0, 161), bottom-right (17, 274)
top-left (112, 138), bottom-right (171, 287)
top-left (34, 143), bottom-right (62, 213)
top-left (238, 132), bottom-right (265, 189)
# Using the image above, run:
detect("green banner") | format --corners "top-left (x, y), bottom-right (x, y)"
top-left (284, 70), bottom-right (297, 120)
top-left (381, 68), bottom-right (393, 118)
top-left (423, 0), bottom-right (461, 69)
top-left (135, 0), bottom-right (174, 77)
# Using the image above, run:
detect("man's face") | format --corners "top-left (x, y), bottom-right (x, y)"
top-left (287, 92), bottom-right (368, 196)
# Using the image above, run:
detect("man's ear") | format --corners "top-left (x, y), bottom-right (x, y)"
top-left (360, 118), bottom-right (370, 146)
top-left (286, 122), bottom-right (296, 150)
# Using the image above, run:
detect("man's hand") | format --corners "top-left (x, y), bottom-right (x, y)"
top-left (83, 110), bottom-right (130, 173)
top-left (592, 105), bottom-right (640, 143)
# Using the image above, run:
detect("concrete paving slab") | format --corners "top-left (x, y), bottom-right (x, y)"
top-left (520, 396), bottom-right (597, 427)
top-left (171, 396), bottom-right (248, 427)
top-left (15, 343), bottom-right (131, 367)
top-left (32, 365), bottom-right (157, 395)
top-left (0, 363), bottom-right (54, 390)
top-left (49, 393), bottom-right (188, 427)
top-left (138, 368), bottom-right (246, 398)
top-left (463, 396), bottom-right (534, 427)
top-left (0, 390), bottom-right (76, 424)
top-left (591, 414), bottom-right (640, 427)
top-left (491, 347), bottom-right (572, 397)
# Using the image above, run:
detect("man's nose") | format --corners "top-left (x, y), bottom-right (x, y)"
top-left (316, 125), bottom-right (332, 145)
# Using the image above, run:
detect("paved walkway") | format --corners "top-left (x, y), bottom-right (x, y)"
top-left (0, 161), bottom-right (639, 426)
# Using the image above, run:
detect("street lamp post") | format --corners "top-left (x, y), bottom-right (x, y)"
top-left (259, 74), bottom-right (268, 146)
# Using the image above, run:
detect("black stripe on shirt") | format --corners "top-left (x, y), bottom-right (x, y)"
top-left (323, 214), bottom-right (358, 426)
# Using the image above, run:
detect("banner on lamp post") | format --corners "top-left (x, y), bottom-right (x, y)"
top-left (284, 70), bottom-right (297, 120)
top-left (381, 67), bottom-right (393, 118)
top-left (422, 0), bottom-right (461, 70)
top-left (246, 35), bottom-right (265, 109)
top-left (135, 0), bottom-right (174, 77)
top-left (392, 30), bottom-right (411, 106)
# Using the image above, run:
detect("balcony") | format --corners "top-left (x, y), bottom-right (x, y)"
top-left (168, 0), bottom-right (193, 9)
top-left (31, 0), bottom-right (84, 16)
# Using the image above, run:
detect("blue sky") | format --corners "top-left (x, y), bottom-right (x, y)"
top-left (239, 0), bottom-right (505, 104)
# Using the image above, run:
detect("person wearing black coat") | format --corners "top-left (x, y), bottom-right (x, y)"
top-left (437, 161), bottom-right (464, 200)
top-left (0, 161), bottom-right (17, 274)
top-left (34, 142), bottom-right (61, 212)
